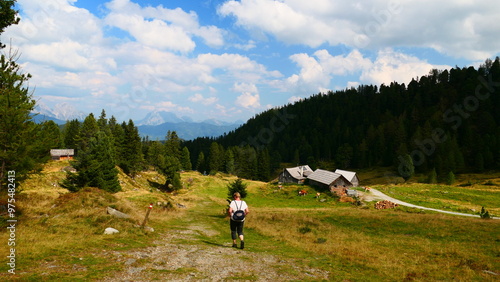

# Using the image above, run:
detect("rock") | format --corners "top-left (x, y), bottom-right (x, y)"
top-left (104, 227), bottom-right (119, 234)
top-left (107, 207), bottom-right (131, 219)
top-left (144, 226), bottom-right (154, 232)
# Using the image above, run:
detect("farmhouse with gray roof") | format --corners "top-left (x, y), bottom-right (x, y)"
top-left (307, 169), bottom-right (352, 191)
top-left (335, 169), bottom-right (360, 187)
top-left (279, 165), bottom-right (312, 184)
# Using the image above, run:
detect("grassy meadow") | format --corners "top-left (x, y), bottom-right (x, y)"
top-left (0, 161), bottom-right (499, 281)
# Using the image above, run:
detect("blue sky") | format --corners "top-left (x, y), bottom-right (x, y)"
top-left (3, 0), bottom-right (499, 123)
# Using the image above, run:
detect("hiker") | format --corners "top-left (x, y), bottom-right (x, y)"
top-left (228, 192), bottom-right (249, 249)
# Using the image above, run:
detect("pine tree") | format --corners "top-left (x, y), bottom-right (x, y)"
top-left (225, 149), bottom-right (235, 174)
top-left (196, 151), bottom-right (206, 173)
top-left (226, 178), bottom-right (248, 201)
top-left (446, 171), bottom-right (455, 185)
top-left (62, 131), bottom-right (121, 193)
top-left (120, 119), bottom-right (143, 176)
top-left (0, 50), bottom-right (36, 186)
top-left (180, 147), bottom-right (192, 170)
top-left (62, 119), bottom-right (81, 150)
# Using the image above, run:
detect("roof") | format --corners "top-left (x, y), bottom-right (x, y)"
top-left (285, 165), bottom-right (312, 180)
top-left (50, 149), bottom-right (75, 157)
top-left (307, 169), bottom-right (344, 186)
top-left (335, 169), bottom-right (357, 182)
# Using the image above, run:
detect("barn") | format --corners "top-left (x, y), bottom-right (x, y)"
top-left (335, 169), bottom-right (360, 187)
top-left (307, 169), bottom-right (353, 195)
top-left (278, 165), bottom-right (312, 184)
top-left (50, 149), bottom-right (75, 160)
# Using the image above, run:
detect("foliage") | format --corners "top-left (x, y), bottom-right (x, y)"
top-left (0, 50), bottom-right (37, 187)
top-left (479, 206), bottom-right (491, 219)
top-left (62, 131), bottom-right (121, 193)
top-left (226, 178), bottom-right (248, 201)
top-left (0, 0), bottom-right (20, 49)
top-left (446, 171), bottom-right (455, 185)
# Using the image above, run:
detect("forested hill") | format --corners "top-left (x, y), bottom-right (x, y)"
top-left (184, 58), bottom-right (500, 181)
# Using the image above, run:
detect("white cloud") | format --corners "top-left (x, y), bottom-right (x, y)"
top-left (104, 0), bottom-right (224, 52)
top-left (219, 0), bottom-right (500, 60)
top-left (236, 92), bottom-right (260, 108)
top-left (233, 82), bottom-right (261, 108)
top-left (189, 93), bottom-right (218, 105)
top-left (360, 49), bottom-right (450, 85)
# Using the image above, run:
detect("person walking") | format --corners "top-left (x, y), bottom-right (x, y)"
top-left (228, 192), bottom-right (249, 249)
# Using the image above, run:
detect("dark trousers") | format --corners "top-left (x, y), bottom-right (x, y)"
top-left (230, 220), bottom-right (244, 240)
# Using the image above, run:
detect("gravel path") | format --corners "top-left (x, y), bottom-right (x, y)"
top-left (101, 215), bottom-right (330, 281)
top-left (362, 188), bottom-right (499, 219)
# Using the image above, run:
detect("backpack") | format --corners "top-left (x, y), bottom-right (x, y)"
top-left (231, 201), bottom-right (245, 222)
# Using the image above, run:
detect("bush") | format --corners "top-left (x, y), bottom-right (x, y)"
top-left (479, 207), bottom-right (491, 219)
top-left (227, 178), bottom-right (248, 200)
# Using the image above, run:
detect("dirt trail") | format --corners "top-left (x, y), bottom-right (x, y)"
top-left (101, 205), bottom-right (330, 281)
top-left (360, 189), bottom-right (499, 219)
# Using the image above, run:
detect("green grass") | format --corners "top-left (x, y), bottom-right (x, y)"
top-left (1, 162), bottom-right (499, 281)
top-left (374, 182), bottom-right (500, 216)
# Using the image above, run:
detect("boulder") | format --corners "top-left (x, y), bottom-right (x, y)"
top-left (107, 207), bottom-right (131, 219)
top-left (104, 227), bottom-right (119, 235)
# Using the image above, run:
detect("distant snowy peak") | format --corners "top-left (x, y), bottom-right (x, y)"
top-left (33, 102), bottom-right (87, 122)
top-left (136, 111), bottom-right (187, 126)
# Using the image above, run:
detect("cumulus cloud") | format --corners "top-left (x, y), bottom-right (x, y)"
top-left (233, 82), bottom-right (261, 108)
top-left (189, 93), bottom-right (218, 105)
top-left (360, 49), bottom-right (451, 85)
top-left (219, 0), bottom-right (500, 60)
top-left (104, 0), bottom-right (224, 52)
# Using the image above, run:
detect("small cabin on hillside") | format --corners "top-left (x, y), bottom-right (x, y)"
top-left (307, 169), bottom-right (353, 196)
top-left (335, 169), bottom-right (360, 187)
top-left (279, 165), bottom-right (312, 184)
top-left (50, 149), bottom-right (74, 160)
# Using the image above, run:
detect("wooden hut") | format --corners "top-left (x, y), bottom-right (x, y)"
top-left (335, 169), bottom-right (360, 187)
top-left (278, 165), bottom-right (312, 184)
top-left (50, 149), bottom-right (74, 160)
top-left (307, 169), bottom-right (352, 196)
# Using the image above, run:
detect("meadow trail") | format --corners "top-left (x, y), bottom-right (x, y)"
top-left (101, 200), bottom-right (330, 281)
top-left (362, 189), bottom-right (500, 219)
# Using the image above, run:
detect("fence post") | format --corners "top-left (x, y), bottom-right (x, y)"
top-left (141, 203), bottom-right (153, 229)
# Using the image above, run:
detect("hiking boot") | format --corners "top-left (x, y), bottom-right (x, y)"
top-left (232, 243), bottom-right (237, 248)
top-left (240, 241), bottom-right (244, 249)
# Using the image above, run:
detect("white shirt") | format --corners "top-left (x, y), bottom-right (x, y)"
top-left (230, 200), bottom-right (248, 217)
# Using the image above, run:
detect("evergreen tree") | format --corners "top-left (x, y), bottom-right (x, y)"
top-left (398, 154), bottom-right (414, 181)
top-left (78, 113), bottom-right (99, 151)
top-left (146, 141), bottom-right (165, 170)
top-left (427, 168), bottom-right (438, 184)
top-left (62, 131), bottom-right (121, 193)
top-left (226, 178), bottom-right (248, 201)
top-left (225, 149), bottom-right (235, 174)
top-left (196, 151), bottom-right (206, 173)
top-left (180, 147), bottom-right (192, 170)
top-left (0, 50), bottom-right (36, 186)
top-left (208, 142), bottom-right (223, 173)
top-left (0, 1), bottom-right (20, 49)
top-left (165, 130), bottom-right (182, 160)
top-left (120, 119), bottom-right (143, 176)
top-left (446, 171), bottom-right (455, 185)
top-left (62, 119), bottom-right (81, 150)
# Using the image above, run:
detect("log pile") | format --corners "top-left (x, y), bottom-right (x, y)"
top-left (374, 200), bottom-right (398, 209)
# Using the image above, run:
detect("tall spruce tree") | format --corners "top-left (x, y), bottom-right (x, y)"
top-left (62, 131), bottom-right (121, 193)
top-left (120, 119), bottom-right (143, 176)
top-left (0, 51), bottom-right (36, 186)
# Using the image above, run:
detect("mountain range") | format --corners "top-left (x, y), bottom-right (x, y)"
top-left (31, 105), bottom-right (242, 140)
